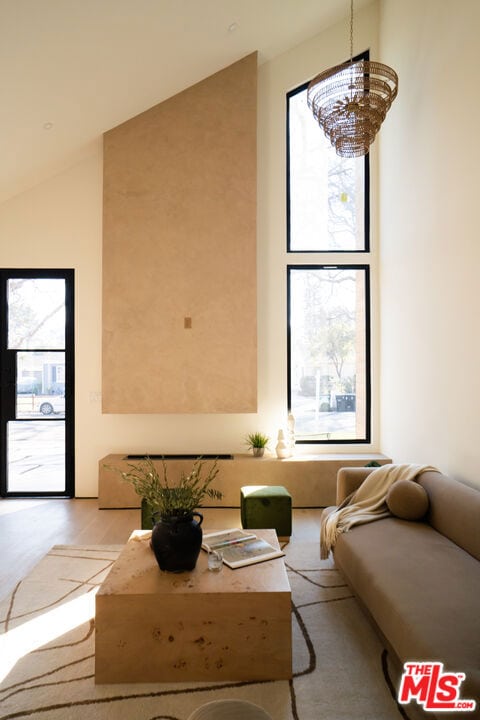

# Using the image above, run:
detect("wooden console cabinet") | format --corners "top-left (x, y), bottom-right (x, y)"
top-left (98, 453), bottom-right (391, 509)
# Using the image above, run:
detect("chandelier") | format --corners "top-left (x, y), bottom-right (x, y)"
top-left (307, 0), bottom-right (398, 158)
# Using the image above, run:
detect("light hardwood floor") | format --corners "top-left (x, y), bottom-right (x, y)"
top-left (0, 499), bottom-right (323, 599)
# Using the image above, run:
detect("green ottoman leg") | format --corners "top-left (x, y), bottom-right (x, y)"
top-left (240, 485), bottom-right (292, 538)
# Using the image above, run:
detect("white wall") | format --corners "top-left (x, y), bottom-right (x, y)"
top-left (379, 0), bottom-right (480, 489)
top-left (0, 4), bottom-right (380, 496)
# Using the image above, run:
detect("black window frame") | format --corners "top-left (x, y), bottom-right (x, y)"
top-left (287, 264), bottom-right (371, 445)
top-left (286, 50), bottom-right (371, 254)
top-left (0, 268), bottom-right (75, 497)
top-left (286, 53), bottom-right (373, 444)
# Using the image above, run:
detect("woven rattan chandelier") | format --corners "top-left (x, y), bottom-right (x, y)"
top-left (307, 0), bottom-right (398, 158)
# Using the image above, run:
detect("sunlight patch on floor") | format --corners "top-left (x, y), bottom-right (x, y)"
top-left (0, 499), bottom-right (48, 516)
top-left (0, 586), bottom-right (97, 682)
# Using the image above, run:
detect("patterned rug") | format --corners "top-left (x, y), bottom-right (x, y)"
top-left (0, 541), bottom-right (405, 719)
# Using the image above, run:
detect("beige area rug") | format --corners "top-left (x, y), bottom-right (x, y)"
top-left (0, 541), bottom-right (407, 720)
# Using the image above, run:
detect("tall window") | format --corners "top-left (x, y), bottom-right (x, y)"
top-left (287, 72), bottom-right (371, 443)
top-left (0, 270), bottom-right (75, 497)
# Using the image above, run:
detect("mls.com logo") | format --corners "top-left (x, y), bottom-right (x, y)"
top-left (399, 662), bottom-right (477, 712)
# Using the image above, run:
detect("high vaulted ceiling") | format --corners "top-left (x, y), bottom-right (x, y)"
top-left (0, 0), bottom-right (373, 204)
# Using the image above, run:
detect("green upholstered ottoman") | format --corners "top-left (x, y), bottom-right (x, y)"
top-left (240, 485), bottom-right (292, 539)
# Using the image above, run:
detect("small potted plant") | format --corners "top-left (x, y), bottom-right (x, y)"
top-left (245, 431), bottom-right (270, 457)
top-left (106, 456), bottom-right (222, 572)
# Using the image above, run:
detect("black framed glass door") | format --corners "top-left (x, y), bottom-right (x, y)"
top-left (0, 270), bottom-right (74, 497)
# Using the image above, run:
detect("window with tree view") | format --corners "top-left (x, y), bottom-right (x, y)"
top-left (288, 267), bottom-right (369, 442)
top-left (287, 80), bottom-right (370, 443)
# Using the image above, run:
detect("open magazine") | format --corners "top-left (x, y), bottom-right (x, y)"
top-left (202, 529), bottom-right (285, 569)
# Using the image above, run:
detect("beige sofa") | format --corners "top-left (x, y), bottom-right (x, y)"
top-left (323, 467), bottom-right (480, 716)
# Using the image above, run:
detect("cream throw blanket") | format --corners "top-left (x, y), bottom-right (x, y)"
top-left (320, 463), bottom-right (437, 559)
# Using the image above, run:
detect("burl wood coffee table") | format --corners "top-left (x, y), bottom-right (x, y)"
top-left (95, 529), bottom-right (291, 684)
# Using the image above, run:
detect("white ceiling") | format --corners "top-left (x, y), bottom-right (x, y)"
top-left (0, 0), bottom-right (372, 204)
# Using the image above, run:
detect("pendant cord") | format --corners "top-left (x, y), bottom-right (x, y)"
top-left (350, 0), bottom-right (354, 62)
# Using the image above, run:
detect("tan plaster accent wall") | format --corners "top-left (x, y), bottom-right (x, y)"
top-left (103, 53), bottom-right (257, 413)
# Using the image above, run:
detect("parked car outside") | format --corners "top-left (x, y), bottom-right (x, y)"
top-left (38, 395), bottom-right (65, 415)
top-left (16, 392), bottom-right (65, 417)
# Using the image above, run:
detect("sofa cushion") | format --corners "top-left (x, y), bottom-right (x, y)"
top-left (334, 517), bottom-right (480, 700)
top-left (386, 480), bottom-right (429, 520)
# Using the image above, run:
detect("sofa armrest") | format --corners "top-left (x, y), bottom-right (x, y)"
top-left (336, 467), bottom-right (375, 505)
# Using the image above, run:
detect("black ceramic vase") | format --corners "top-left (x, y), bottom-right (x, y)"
top-left (150, 512), bottom-right (203, 572)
